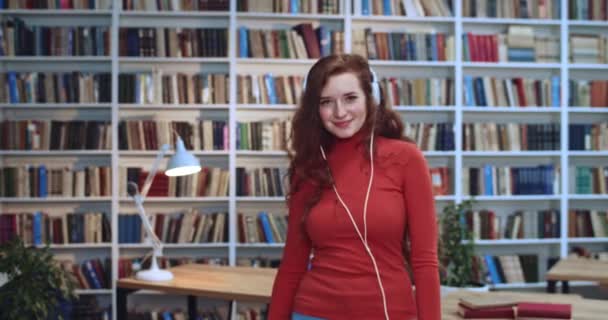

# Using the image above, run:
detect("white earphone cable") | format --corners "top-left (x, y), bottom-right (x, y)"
top-left (320, 132), bottom-right (389, 320)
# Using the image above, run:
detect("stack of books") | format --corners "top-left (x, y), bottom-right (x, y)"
top-left (457, 296), bottom-right (572, 319)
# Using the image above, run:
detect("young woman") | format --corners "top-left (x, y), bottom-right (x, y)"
top-left (268, 54), bottom-right (440, 320)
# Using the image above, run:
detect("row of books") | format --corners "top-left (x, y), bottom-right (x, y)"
top-left (0, 18), bottom-right (110, 56)
top-left (118, 120), bottom-right (228, 151)
top-left (570, 0), bottom-right (608, 20)
top-left (569, 123), bottom-right (608, 151)
top-left (0, 165), bottom-right (111, 198)
top-left (236, 256), bottom-right (281, 268)
top-left (0, 72), bottom-right (111, 104)
top-left (123, 0), bottom-right (229, 11)
top-left (237, 211), bottom-right (287, 243)
top-left (430, 167), bottom-right (451, 196)
top-left (570, 80), bottom-right (608, 107)
top-left (570, 34), bottom-right (608, 64)
top-left (462, 123), bottom-right (560, 151)
top-left (58, 257), bottom-right (112, 289)
top-left (236, 119), bottom-right (291, 151)
top-left (68, 296), bottom-right (111, 320)
top-left (238, 24), bottom-right (344, 59)
top-left (128, 309), bottom-right (226, 320)
top-left (463, 209), bottom-right (561, 240)
top-left (568, 210), bottom-right (608, 238)
top-left (238, 0), bottom-right (339, 14)
top-left (119, 28), bottom-right (228, 58)
top-left (352, 29), bottom-right (453, 61)
top-left (235, 167), bottom-right (288, 197)
top-left (403, 122), bottom-right (454, 151)
top-left (361, 0), bottom-right (452, 17)
top-left (1, 0), bottom-right (112, 9)
top-left (119, 73), bottom-right (228, 104)
top-left (118, 256), bottom-right (228, 278)
top-left (462, 164), bottom-right (559, 196)
top-left (477, 254), bottom-right (539, 284)
top-left (463, 29), bottom-right (559, 63)
top-left (237, 74), bottom-right (303, 105)
top-left (120, 166), bottom-right (229, 197)
top-left (463, 0), bottom-right (560, 19)
top-left (382, 78), bottom-right (454, 107)
top-left (463, 76), bottom-right (560, 108)
top-left (119, 210), bottom-right (228, 244)
top-left (574, 166), bottom-right (608, 195)
top-left (0, 120), bottom-right (111, 150)
top-left (0, 211), bottom-right (111, 245)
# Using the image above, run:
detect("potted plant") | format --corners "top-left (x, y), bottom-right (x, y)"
top-left (438, 199), bottom-right (489, 295)
top-left (0, 237), bottom-right (77, 320)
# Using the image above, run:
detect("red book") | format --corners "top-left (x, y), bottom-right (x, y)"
top-left (457, 302), bottom-right (516, 319)
top-left (517, 302), bottom-right (572, 319)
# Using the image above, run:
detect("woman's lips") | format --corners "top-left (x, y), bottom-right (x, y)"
top-left (333, 120), bottom-right (351, 128)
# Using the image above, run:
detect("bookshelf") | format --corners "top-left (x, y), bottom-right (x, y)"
top-left (1, 0), bottom-right (607, 318)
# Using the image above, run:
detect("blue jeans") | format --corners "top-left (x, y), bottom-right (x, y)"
top-left (292, 312), bottom-right (325, 320)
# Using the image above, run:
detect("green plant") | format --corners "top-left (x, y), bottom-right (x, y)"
top-left (0, 237), bottom-right (77, 320)
top-left (438, 199), bottom-right (476, 287)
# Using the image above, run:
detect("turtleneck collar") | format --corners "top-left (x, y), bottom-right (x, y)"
top-left (330, 126), bottom-right (370, 155)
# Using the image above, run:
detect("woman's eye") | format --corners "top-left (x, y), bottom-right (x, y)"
top-left (320, 100), bottom-right (331, 106)
top-left (346, 96), bottom-right (357, 102)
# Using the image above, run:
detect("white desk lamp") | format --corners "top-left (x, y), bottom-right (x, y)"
top-left (127, 136), bottom-right (201, 282)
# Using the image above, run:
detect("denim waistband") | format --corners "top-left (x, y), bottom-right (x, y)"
top-left (292, 312), bottom-right (326, 320)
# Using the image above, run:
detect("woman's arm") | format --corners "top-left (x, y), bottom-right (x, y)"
top-left (402, 144), bottom-right (441, 320)
top-left (268, 184), bottom-right (313, 320)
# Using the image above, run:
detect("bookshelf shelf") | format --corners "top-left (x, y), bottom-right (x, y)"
top-left (236, 58), bottom-right (316, 65)
top-left (0, 197), bottom-right (111, 203)
top-left (568, 195), bottom-right (608, 200)
top-left (40, 243), bottom-right (113, 249)
top-left (119, 150), bottom-right (229, 157)
top-left (118, 197), bottom-right (229, 203)
top-left (0, 150), bottom-right (112, 156)
top-left (569, 151), bottom-right (608, 157)
top-left (434, 195), bottom-right (456, 201)
top-left (236, 12), bottom-right (343, 20)
top-left (237, 243), bottom-right (285, 248)
top-left (462, 62), bottom-right (561, 69)
top-left (469, 239), bottom-right (560, 245)
top-left (462, 195), bottom-right (561, 201)
top-left (569, 64), bottom-right (608, 70)
top-left (393, 106), bottom-right (455, 112)
top-left (462, 107), bottom-right (560, 114)
top-left (568, 107), bottom-right (608, 114)
top-left (350, 15), bottom-right (455, 23)
top-left (0, 9), bottom-right (112, 16)
top-left (423, 151), bottom-right (455, 157)
top-left (491, 281), bottom-right (597, 290)
top-left (118, 57), bottom-right (229, 64)
top-left (0, 56), bottom-right (111, 62)
top-left (461, 17), bottom-right (561, 26)
top-left (368, 60), bottom-right (455, 67)
top-left (568, 20), bottom-right (608, 27)
top-left (235, 151), bottom-right (288, 157)
top-left (0, 103), bottom-right (111, 109)
top-left (75, 289), bottom-right (113, 295)
top-left (568, 238), bottom-right (608, 244)
top-left (236, 196), bottom-right (286, 202)
top-left (119, 243), bottom-right (229, 249)
top-left (119, 104), bottom-right (230, 110)
top-left (119, 11), bottom-right (230, 18)
top-left (461, 151), bottom-right (561, 157)
top-left (237, 104), bottom-right (297, 110)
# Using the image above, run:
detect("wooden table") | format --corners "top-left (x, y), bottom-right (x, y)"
top-left (116, 264), bottom-right (277, 320)
top-left (441, 290), bottom-right (608, 320)
top-left (546, 257), bottom-right (608, 293)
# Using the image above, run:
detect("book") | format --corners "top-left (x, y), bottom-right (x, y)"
top-left (517, 302), bottom-right (572, 319)
top-left (457, 302), bottom-right (516, 319)
top-left (459, 293), bottom-right (519, 309)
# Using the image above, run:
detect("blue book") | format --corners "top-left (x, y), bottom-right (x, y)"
top-left (484, 255), bottom-right (502, 284)
top-left (316, 25), bottom-right (331, 57)
top-left (33, 211), bottom-right (42, 245)
top-left (430, 34), bottom-right (438, 61)
top-left (463, 76), bottom-right (475, 106)
top-left (238, 26), bottom-right (249, 58)
top-left (383, 0), bottom-right (392, 15)
top-left (474, 78), bottom-right (486, 106)
top-left (258, 212), bottom-right (275, 243)
top-left (83, 260), bottom-right (102, 289)
top-left (551, 76), bottom-right (560, 107)
top-left (462, 34), bottom-right (470, 61)
top-left (264, 74), bottom-right (277, 104)
top-left (290, 0), bottom-right (299, 14)
top-left (7, 72), bottom-right (18, 103)
top-left (361, 0), bottom-right (370, 15)
top-left (162, 311), bottom-right (173, 320)
top-left (483, 164), bottom-right (494, 196)
top-left (38, 165), bottom-right (47, 197)
top-left (118, 215), bottom-right (125, 243)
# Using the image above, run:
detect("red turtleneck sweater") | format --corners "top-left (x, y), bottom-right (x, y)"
top-left (268, 131), bottom-right (440, 320)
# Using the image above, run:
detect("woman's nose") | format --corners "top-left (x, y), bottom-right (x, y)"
top-left (333, 100), bottom-right (347, 118)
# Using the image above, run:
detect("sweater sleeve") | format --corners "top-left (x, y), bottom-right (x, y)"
top-left (402, 145), bottom-right (441, 320)
top-left (268, 185), bottom-right (312, 320)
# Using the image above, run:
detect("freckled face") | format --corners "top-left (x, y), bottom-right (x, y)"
top-left (318, 72), bottom-right (367, 139)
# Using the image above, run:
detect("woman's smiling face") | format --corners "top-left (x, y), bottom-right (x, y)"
top-left (318, 72), bottom-right (367, 139)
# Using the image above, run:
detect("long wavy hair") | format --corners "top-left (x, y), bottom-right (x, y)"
top-left (287, 54), bottom-right (413, 264)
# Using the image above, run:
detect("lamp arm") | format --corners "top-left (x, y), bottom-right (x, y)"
top-left (133, 194), bottom-right (163, 254)
top-left (141, 143), bottom-right (171, 199)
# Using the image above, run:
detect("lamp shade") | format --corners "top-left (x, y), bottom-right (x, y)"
top-left (165, 136), bottom-right (201, 177)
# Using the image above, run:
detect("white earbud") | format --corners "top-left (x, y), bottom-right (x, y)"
top-left (319, 132), bottom-right (389, 320)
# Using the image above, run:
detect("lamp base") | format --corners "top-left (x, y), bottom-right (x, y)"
top-left (136, 268), bottom-right (174, 282)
